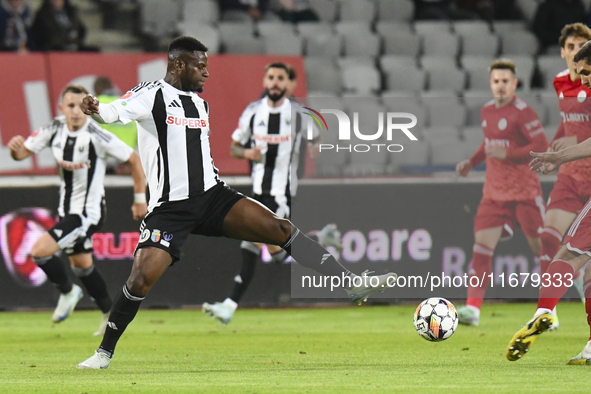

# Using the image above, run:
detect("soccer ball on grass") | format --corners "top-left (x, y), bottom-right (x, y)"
top-left (413, 297), bottom-right (458, 341)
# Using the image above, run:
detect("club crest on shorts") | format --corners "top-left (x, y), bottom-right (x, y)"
top-left (151, 229), bottom-right (161, 243)
top-left (139, 229), bottom-right (150, 243)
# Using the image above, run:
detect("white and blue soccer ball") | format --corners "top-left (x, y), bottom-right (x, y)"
top-left (413, 297), bottom-right (458, 341)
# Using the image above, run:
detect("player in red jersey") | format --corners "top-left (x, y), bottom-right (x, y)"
top-left (455, 59), bottom-right (549, 326)
top-left (506, 40), bottom-right (591, 365)
top-left (538, 24), bottom-right (591, 330)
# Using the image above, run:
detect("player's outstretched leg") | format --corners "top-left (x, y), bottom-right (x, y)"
top-left (569, 278), bottom-right (591, 364)
top-left (33, 255), bottom-right (83, 323)
top-left (567, 340), bottom-right (591, 365)
top-left (222, 199), bottom-right (397, 305)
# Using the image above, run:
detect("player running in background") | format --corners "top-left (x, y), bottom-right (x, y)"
top-left (538, 24), bottom-right (591, 326)
top-left (77, 36), bottom-right (396, 369)
top-left (455, 59), bottom-right (549, 326)
top-left (202, 62), bottom-right (341, 325)
top-left (7, 85), bottom-right (147, 336)
top-left (506, 41), bottom-right (591, 365)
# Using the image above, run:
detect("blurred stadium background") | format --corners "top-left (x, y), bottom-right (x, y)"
top-left (0, 0), bottom-right (585, 309)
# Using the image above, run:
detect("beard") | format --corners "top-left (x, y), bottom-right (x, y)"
top-left (196, 87), bottom-right (203, 93)
top-left (266, 88), bottom-right (286, 102)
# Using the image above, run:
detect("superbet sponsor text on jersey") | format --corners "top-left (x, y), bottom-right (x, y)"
top-left (553, 70), bottom-right (591, 183)
top-left (472, 98), bottom-right (548, 201)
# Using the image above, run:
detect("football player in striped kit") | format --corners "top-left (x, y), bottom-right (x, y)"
top-left (8, 85), bottom-right (147, 336)
top-left (76, 37), bottom-right (397, 370)
top-left (202, 62), bottom-right (341, 325)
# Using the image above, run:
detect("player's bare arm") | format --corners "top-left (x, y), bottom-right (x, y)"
top-left (230, 140), bottom-right (262, 161)
top-left (127, 151), bottom-right (147, 220)
top-left (456, 159), bottom-right (473, 177)
top-left (8, 135), bottom-right (34, 160)
top-left (531, 136), bottom-right (591, 174)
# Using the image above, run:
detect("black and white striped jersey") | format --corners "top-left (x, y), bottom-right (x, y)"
top-left (24, 116), bottom-right (133, 224)
top-left (232, 98), bottom-right (312, 200)
top-left (103, 80), bottom-right (219, 212)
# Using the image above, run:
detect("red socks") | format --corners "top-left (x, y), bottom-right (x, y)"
top-left (466, 244), bottom-right (493, 309)
top-left (537, 259), bottom-right (575, 310)
top-left (585, 280), bottom-right (591, 342)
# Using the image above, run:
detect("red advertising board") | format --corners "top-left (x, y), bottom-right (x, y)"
top-left (0, 52), bottom-right (307, 175)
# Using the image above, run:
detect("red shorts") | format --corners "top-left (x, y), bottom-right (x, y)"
top-left (474, 197), bottom-right (545, 240)
top-left (564, 198), bottom-right (591, 256)
top-left (547, 173), bottom-right (591, 213)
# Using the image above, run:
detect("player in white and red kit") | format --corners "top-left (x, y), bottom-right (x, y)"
top-left (506, 38), bottom-right (591, 365)
top-left (456, 59), bottom-right (548, 326)
top-left (537, 24), bottom-right (591, 331)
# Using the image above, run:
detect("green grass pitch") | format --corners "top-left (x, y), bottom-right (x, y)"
top-left (1, 302), bottom-right (590, 393)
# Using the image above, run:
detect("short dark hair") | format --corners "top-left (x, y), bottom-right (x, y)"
top-left (62, 85), bottom-right (88, 98)
top-left (94, 77), bottom-right (112, 95)
top-left (286, 64), bottom-right (297, 81)
top-left (265, 62), bottom-right (289, 75)
top-left (574, 40), bottom-right (591, 64)
top-left (559, 23), bottom-right (591, 47)
top-left (489, 58), bottom-right (516, 75)
top-left (168, 36), bottom-right (208, 60)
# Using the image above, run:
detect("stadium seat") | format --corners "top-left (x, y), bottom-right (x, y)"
top-left (421, 57), bottom-right (466, 91)
top-left (336, 22), bottom-right (381, 57)
top-left (414, 21), bottom-right (452, 35)
top-left (305, 58), bottom-right (343, 95)
top-left (395, 141), bottom-right (430, 167)
top-left (453, 20), bottom-right (492, 35)
top-left (421, 32), bottom-right (460, 57)
top-left (178, 24), bottom-right (220, 54)
top-left (462, 90), bottom-right (493, 125)
top-left (308, 0), bottom-right (338, 22)
top-left (139, 0), bottom-right (180, 38)
top-left (544, 124), bottom-right (561, 142)
top-left (380, 55), bottom-right (417, 70)
top-left (376, 0), bottom-right (414, 21)
top-left (308, 95), bottom-right (346, 112)
top-left (381, 30), bottom-right (422, 56)
top-left (224, 36), bottom-right (265, 54)
top-left (462, 125), bottom-right (484, 151)
top-left (218, 22), bottom-right (255, 44)
top-left (424, 100), bottom-right (467, 127)
top-left (257, 22), bottom-right (296, 37)
top-left (305, 33), bottom-right (342, 57)
top-left (264, 33), bottom-right (302, 55)
top-left (499, 30), bottom-right (540, 56)
top-left (493, 20), bottom-right (528, 34)
top-left (516, 0), bottom-right (538, 23)
top-left (539, 94), bottom-right (562, 125)
top-left (181, 0), bottom-right (219, 24)
top-left (297, 21), bottom-right (333, 38)
top-left (337, 56), bottom-right (376, 69)
top-left (430, 139), bottom-right (468, 166)
top-left (537, 55), bottom-right (568, 90)
top-left (382, 66), bottom-right (427, 93)
top-left (376, 21), bottom-right (413, 35)
top-left (510, 55), bottom-right (536, 90)
top-left (341, 64), bottom-right (381, 95)
top-left (462, 56), bottom-right (495, 90)
top-left (339, 0), bottom-right (376, 22)
top-left (460, 32), bottom-right (500, 58)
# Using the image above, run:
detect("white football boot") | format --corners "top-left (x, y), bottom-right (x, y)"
top-left (567, 340), bottom-right (591, 365)
top-left (77, 351), bottom-right (111, 370)
top-left (345, 270), bottom-right (397, 305)
top-left (202, 298), bottom-right (237, 325)
top-left (52, 284), bottom-right (83, 323)
top-left (93, 312), bottom-right (110, 337)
